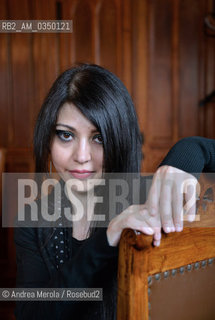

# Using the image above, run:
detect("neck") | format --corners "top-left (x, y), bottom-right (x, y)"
top-left (65, 184), bottom-right (95, 240)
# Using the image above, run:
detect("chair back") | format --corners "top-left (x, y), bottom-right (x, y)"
top-left (117, 174), bottom-right (215, 320)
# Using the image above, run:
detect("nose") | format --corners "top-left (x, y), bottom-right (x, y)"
top-left (73, 139), bottom-right (91, 164)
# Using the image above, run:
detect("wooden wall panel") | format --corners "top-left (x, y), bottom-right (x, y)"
top-left (10, 32), bottom-right (32, 148)
top-left (99, 0), bottom-right (118, 73)
top-left (60, 0), bottom-right (76, 71)
top-left (0, 0), bottom-right (11, 148)
top-left (121, 0), bottom-right (131, 91)
top-left (147, 0), bottom-right (173, 145)
top-left (135, 0), bottom-right (215, 172)
top-left (178, 0), bottom-right (204, 138)
top-left (31, 0), bottom-right (60, 127)
top-left (204, 39), bottom-right (215, 137)
top-left (203, 0), bottom-right (215, 138)
top-left (131, 0), bottom-right (148, 143)
top-left (74, 0), bottom-right (93, 63)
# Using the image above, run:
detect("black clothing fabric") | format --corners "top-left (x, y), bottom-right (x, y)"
top-left (14, 226), bottom-right (118, 320)
top-left (14, 137), bottom-right (215, 320)
top-left (14, 182), bottom-right (119, 320)
top-left (159, 136), bottom-right (215, 174)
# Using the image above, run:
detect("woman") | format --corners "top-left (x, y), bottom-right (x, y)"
top-left (14, 64), bottom-right (215, 319)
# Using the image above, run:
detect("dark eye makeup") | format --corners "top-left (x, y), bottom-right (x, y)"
top-left (93, 133), bottom-right (103, 144)
top-left (55, 129), bottom-right (103, 144)
top-left (55, 129), bottom-right (73, 142)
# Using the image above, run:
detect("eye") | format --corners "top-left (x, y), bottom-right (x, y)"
top-left (56, 130), bottom-right (73, 142)
top-left (93, 133), bottom-right (103, 144)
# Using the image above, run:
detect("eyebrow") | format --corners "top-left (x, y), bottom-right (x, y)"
top-left (56, 123), bottom-right (99, 133)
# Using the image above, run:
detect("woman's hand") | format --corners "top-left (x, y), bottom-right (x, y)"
top-left (145, 165), bottom-right (199, 245)
top-left (106, 204), bottom-right (161, 247)
top-left (107, 165), bottom-right (199, 247)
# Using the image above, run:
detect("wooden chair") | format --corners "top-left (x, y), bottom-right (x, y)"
top-left (117, 175), bottom-right (215, 320)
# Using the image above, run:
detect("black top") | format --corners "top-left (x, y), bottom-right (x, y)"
top-left (14, 136), bottom-right (215, 320)
top-left (71, 237), bottom-right (85, 256)
top-left (159, 136), bottom-right (215, 173)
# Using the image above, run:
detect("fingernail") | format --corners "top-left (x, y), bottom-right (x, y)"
top-left (175, 225), bottom-right (182, 232)
top-left (154, 240), bottom-right (160, 247)
top-left (165, 227), bottom-right (171, 233)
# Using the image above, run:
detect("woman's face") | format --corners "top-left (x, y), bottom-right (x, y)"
top-left (50, 102), bottom-right (104, 192)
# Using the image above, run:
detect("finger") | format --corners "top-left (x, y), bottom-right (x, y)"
top-left (153, 239), bottom-right (161, 247)
top-left (139, 207), bottom-right (162, 231)
top-left (184, 180), bottom-right (197, 222)
top-left (172, 182), bottom-right (183, 232)
top-left (137, 208), bottom-right (161, 237)
top-left (147, 173), bottom-right (162, 216)
top-left (154, 228), bottom-right (162, 240)
top-left (124, 209), bottom-right (155, 235)
top-left (153, 224), bottom-right (162, 247)
top-left (124, 206), bottom-right (160, 236)
top-left (160, 180), bottom-right (175, 233)
top-left (137, 211), bottom-right (155, 234)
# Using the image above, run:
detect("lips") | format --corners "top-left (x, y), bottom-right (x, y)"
top-left (68, 170), bottom-right (95, 179)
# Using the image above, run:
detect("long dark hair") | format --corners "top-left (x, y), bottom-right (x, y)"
top-left (34, 64), bottom-right (142, 174)
top-left (33, 64), bottom-right (143, 320)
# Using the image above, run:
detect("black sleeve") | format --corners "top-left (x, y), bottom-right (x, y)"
top-left (14, 227), bottom-right (118, 320)
top-left (159, 136), bottom-right (215, 174)
top-left (139, 136), bottom-right (215, 203)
